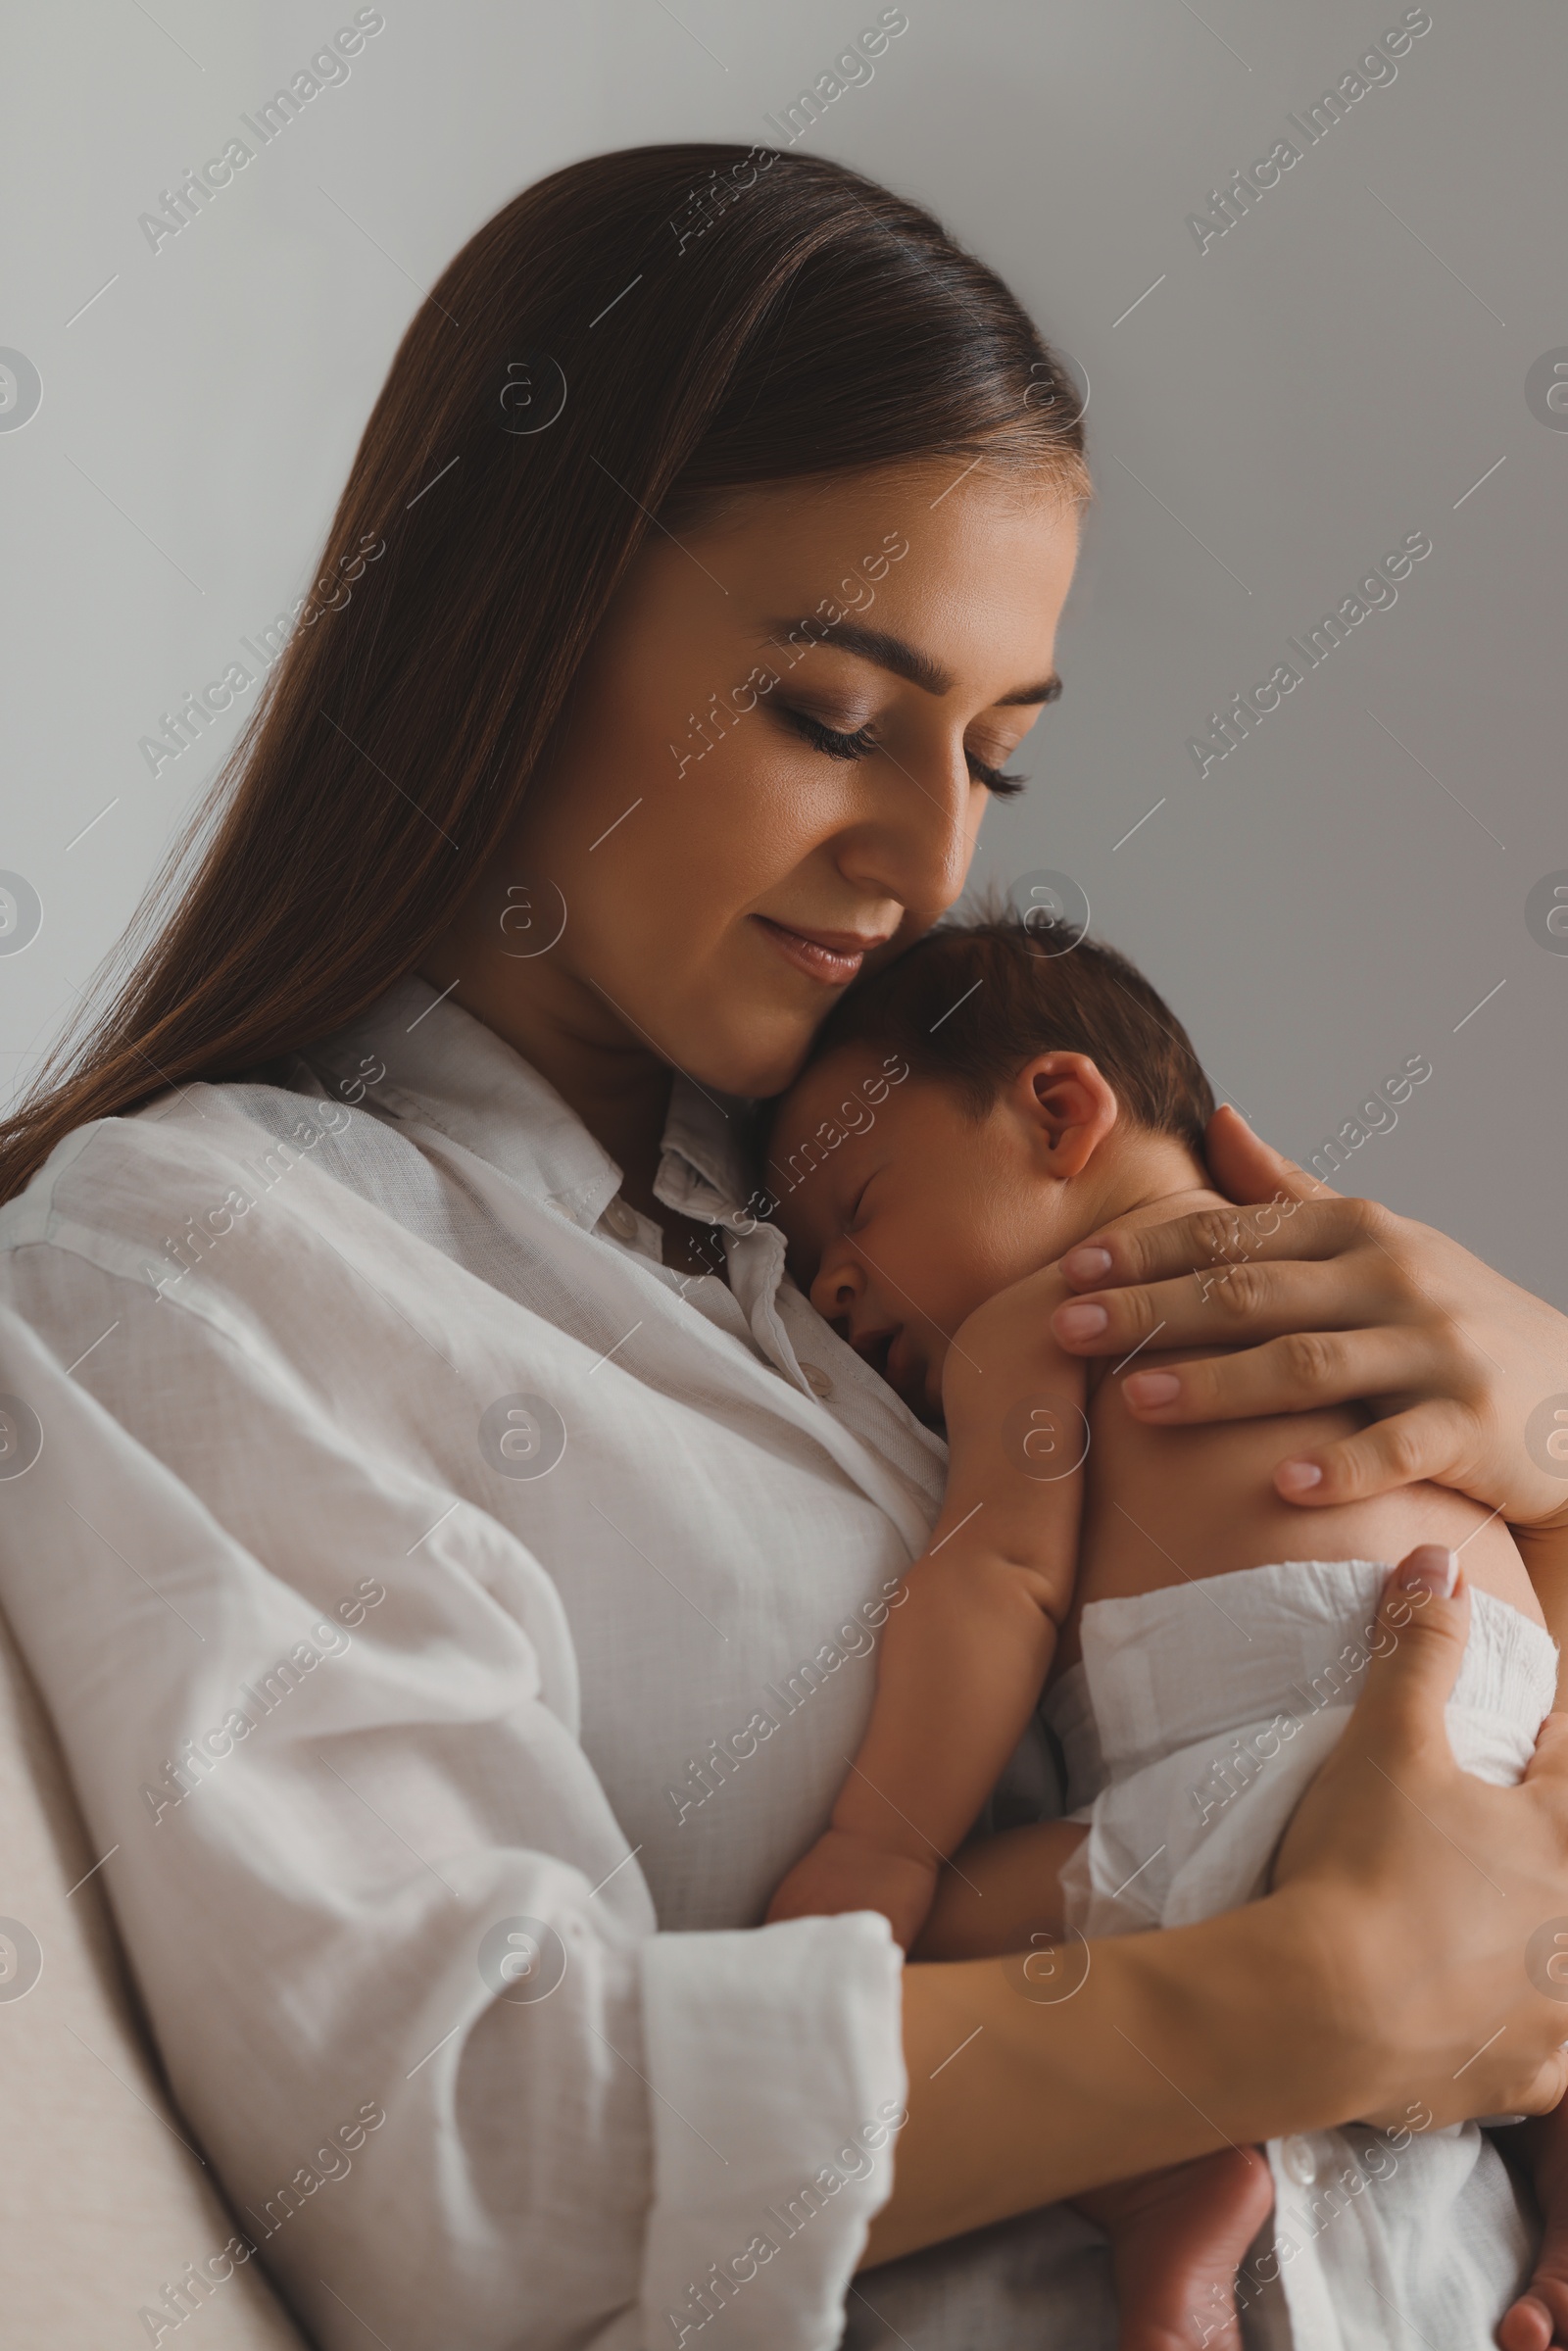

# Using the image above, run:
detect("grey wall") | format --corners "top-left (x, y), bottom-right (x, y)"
top-left (3, 0), bottom-right (1563, 1299)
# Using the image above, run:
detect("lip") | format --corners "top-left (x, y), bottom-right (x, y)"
top-left (851, 1323), bottom-right (900, 1384)
top-left (752, 914), bottom-right (893, 987)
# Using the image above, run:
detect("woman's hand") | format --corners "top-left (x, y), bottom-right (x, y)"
top-left (1269, 1548), bottom-right (1568, 2131)
top-left (1048, 1104), bottom-right (1568, 1530)
top-left (870, 1550), bottom-right (1568, 2269)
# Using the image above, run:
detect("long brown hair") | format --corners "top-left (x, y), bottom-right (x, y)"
top-left (0, 142), bottom-right (1088, 1202)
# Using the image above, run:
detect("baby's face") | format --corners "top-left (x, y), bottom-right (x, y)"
top-left (766, 1044), bottom-right (1069, 1424)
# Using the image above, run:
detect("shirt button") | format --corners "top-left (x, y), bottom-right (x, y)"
top-left (603, 1199), bottom-right (638, 1241)
top-left (1279, 2134), bottom-right (1317, 2186)
top-left (801, 1362), bottom-right (833, 1399)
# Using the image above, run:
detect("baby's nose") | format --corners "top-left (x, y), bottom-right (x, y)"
top-left (810, 1248), bottom-right (862, 1325)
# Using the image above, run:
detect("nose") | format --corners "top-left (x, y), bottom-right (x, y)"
top-left (810, 1241), bottom-right (864, 1330)
top-left (837, 731), bottom-right (980, 923)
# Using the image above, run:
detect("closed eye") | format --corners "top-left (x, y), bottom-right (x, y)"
top-left (965, 750), bottom-right (1027, 799)
top-left (775, 704), bottom-right (1028, 799)
top-left (777, 706), bottom-right (878, 761)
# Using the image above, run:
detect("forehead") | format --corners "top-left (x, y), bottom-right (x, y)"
top-left (695, 462), bottom-right (1080, 688)
top-left (766, 1044), bottom-right (924, 1233)
top-left (772, 1043), bottom-right (907, 1144)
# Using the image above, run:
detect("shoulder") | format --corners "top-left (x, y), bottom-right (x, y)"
top-left (0, 1084), bottom-right (390, 1308)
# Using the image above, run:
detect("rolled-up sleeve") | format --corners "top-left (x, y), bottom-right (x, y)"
top-left (641, 1921), bottom-right (906, 2345)
top-left (0, 1252), bottom-right (906, 2351)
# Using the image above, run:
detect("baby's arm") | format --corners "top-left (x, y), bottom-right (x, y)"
top-left (764, 1540), bottom-right (1074, 1945)
top-left (765, 1268), bottom-right (1088, 1949)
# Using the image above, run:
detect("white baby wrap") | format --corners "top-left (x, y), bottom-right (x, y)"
top-left (1043, 1558), bottom-right (1559, 2351)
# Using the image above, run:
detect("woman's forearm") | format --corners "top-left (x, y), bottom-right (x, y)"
top-left (867, 1885), bottom-right (1351, 2268)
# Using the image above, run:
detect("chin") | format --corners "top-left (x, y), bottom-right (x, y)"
top-left (676, 1008), bottom-right (821, 1103)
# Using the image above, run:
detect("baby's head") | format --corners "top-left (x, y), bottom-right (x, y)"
top-left (763, 918), bottom-right (1214, 1421)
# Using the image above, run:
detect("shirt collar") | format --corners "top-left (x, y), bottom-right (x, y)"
top-left (306, 974), bottom-right (756, 1232)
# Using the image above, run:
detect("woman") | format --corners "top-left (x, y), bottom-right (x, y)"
top-left (1, 144), bottom-right (1566, 2350)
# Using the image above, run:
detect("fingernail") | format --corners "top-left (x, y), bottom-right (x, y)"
top-left (1063, 1247), bottom-right (1112, 1284)
top-left (1123, 1370), bottom-right (1180, 1407)
top-left (1395, 1545), bottom-right (1458, 1599)
top-left (1277, 1459), bottom-right (1324, 1495)
top-left (1054, 1302), bottom-right (1107, 1342)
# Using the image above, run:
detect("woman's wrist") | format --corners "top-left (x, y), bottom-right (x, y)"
top-left (1099, 1883), bottom-right (1376, 2149)
top-left (867, 1884), bottom-right (1364, 2269)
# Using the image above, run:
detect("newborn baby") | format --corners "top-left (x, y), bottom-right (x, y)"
top-left (760, 915), bottom-right (1561, 2351)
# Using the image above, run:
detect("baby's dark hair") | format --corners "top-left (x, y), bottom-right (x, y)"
top-left (791, 914), bottom-right (1216, 1153)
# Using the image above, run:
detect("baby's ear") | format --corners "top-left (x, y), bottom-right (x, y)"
top-left (1019, 1053), bottom-right (1118, 1177)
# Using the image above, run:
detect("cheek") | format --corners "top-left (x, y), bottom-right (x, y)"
top-left (675, 758), bottom-right (825, 906)
top-left (872, 1204), bottom-right (984, 1328)
top-left (682, 721), bottom-right (866, 901)
top-left (915, 1196), bottom-right (1045, 1328)
top-left (553, 721), bottom-right (843, 955)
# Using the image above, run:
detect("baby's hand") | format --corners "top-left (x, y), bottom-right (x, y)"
top-left (763, 1826), bottom-right (940, 1952)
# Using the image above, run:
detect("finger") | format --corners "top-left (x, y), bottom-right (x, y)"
top-left (1057, 1195), bottom-right (1392, 1296)
top-left (1102, 1326), bottom-right (1437, 1431)
top-left (1203, 1104), bottom-right (1342, 1210)
top-left (1270, 1399), bottom-right (1486, 1506)
top-left (1052, 1255), bottom-right (1408, 1367)
top-left (1497, 2295), bottom-right (1554, 2351)
top-left (1343, 1549), bottom-right (1471, 1773)
top-left (1499, 2266), bottom-right (1568, 2351)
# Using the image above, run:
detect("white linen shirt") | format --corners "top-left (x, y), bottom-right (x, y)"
top-left (0, 973), bottom-right (960, 2351)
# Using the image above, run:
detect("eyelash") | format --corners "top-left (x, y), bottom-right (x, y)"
top-left (778, 705), bottom-right (1028, 800)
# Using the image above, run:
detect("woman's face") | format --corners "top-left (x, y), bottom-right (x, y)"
top-left (471, 457), bottom-right (1079, 1099)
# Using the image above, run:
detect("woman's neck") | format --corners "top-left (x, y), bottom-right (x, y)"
top-left (415, 943), bottom-right (674, 1210)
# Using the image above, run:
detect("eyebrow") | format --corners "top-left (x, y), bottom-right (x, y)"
top-left (762, 616), bottom-right (1062, 709)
